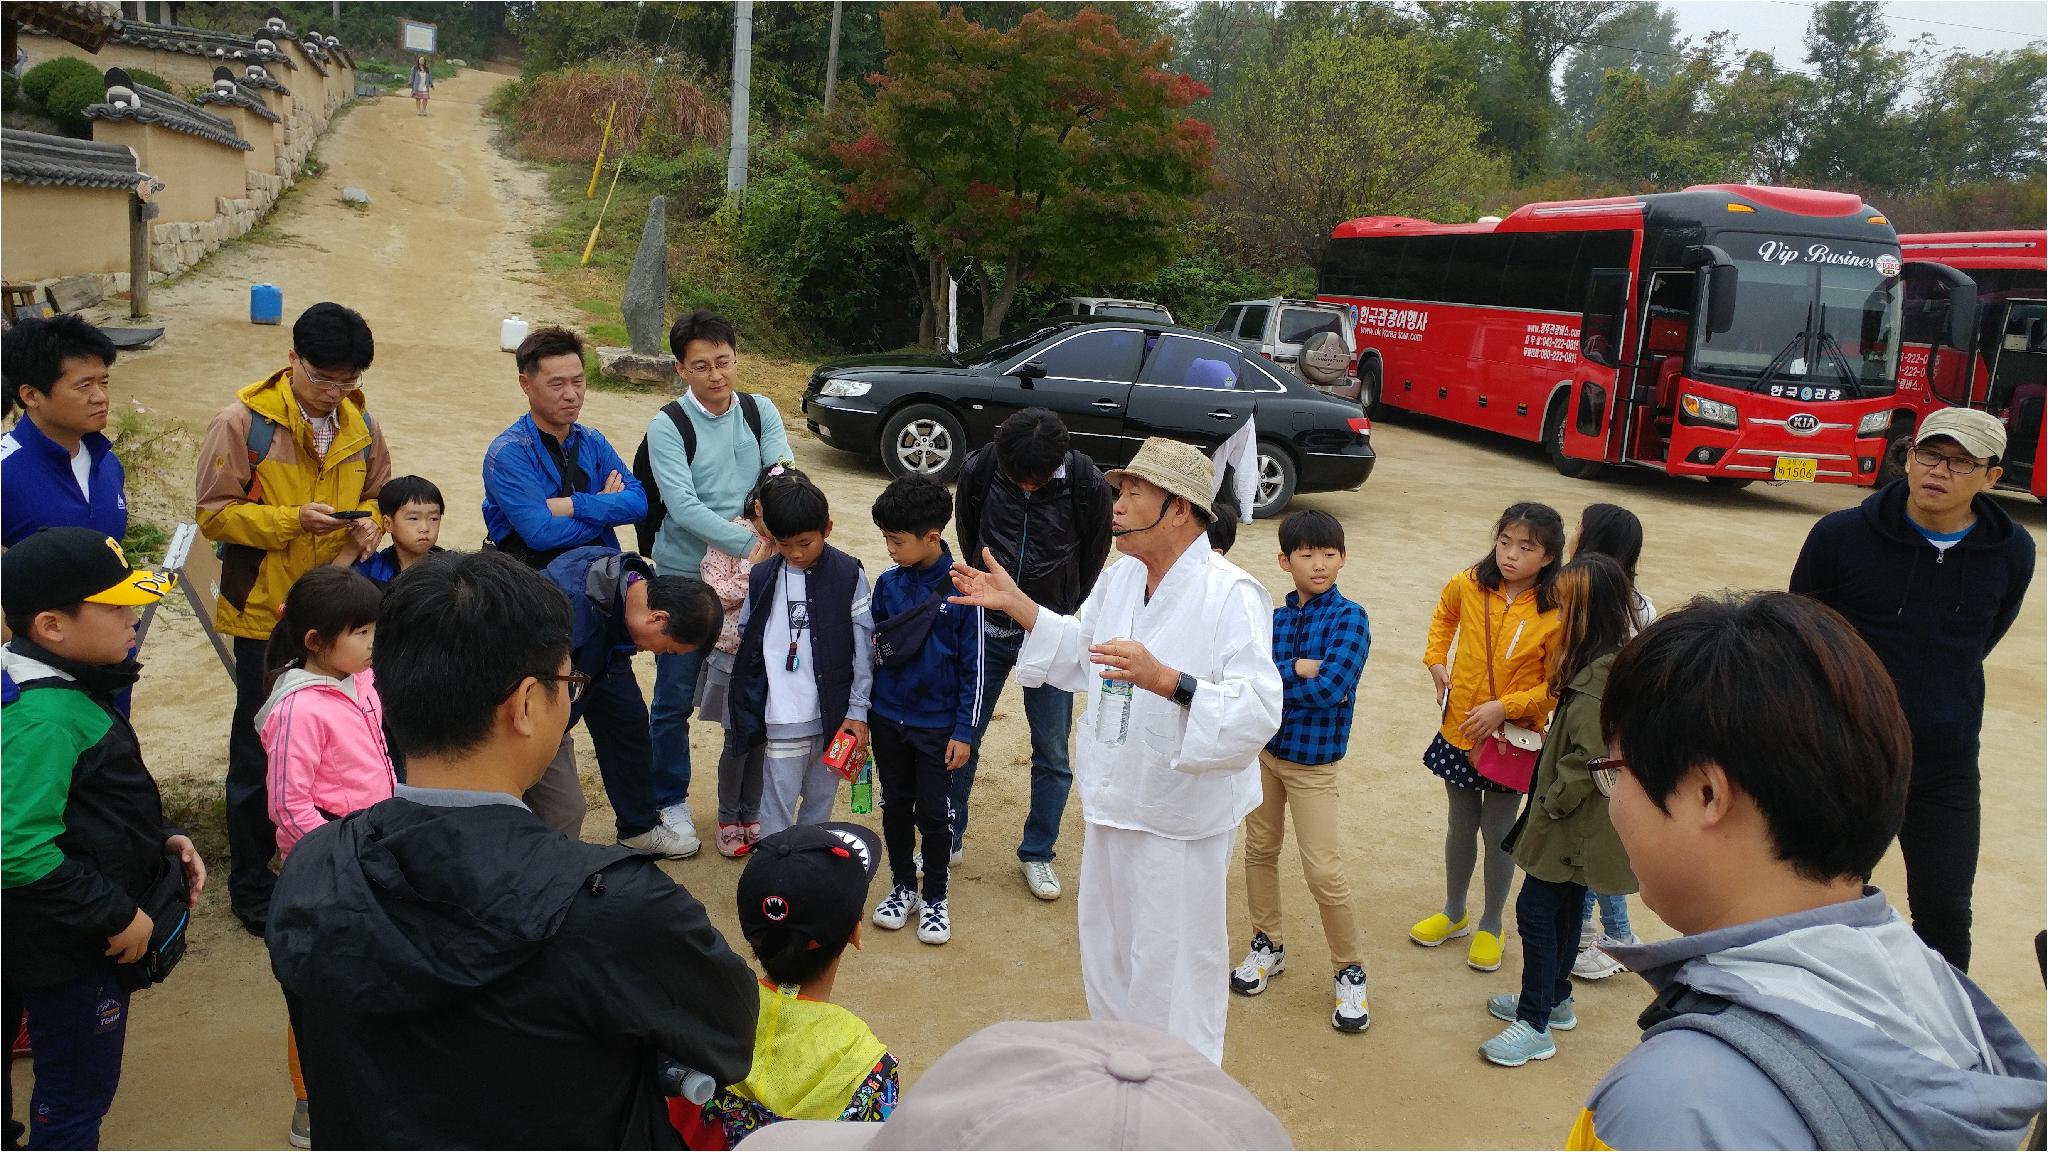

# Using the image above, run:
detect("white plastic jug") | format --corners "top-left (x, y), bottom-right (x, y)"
top-left (500, 314), bottom-right (529, 352)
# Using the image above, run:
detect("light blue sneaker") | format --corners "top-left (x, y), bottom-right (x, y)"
top-left (1487, 992), bottom-right (1576, 1031)
top-left (1480, 1019), bottom-right (1557, 1067)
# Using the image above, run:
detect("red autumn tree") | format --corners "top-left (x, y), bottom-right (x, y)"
top-left (824, 4), bottom-right (1217, 344)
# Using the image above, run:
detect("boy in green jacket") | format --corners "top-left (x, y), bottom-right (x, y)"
top-left (2, 528), bottom-right (206, 1148)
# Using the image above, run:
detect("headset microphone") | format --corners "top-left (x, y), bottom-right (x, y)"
top-left (1109, 494), bottom-right (1175, 538)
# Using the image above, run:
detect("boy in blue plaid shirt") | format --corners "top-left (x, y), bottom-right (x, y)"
top-left (1230, 509), bottom-right (1373, 1033)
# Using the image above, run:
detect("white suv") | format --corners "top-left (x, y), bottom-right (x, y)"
top-left (1210, 298), bottom-right (1363, 406)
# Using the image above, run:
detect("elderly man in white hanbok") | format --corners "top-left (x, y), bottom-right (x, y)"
top-left (951, 437), bottom-right (1281, 1063)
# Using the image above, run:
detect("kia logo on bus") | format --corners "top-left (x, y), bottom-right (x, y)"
top-left (1787, 413), bottom-right (1821, 436)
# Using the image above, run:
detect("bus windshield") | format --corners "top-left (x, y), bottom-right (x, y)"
top-left (1693, 234), bottom-right (1904, 398)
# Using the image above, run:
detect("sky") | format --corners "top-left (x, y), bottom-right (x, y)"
top-left (1664, 1), bottom-right (2046, 72)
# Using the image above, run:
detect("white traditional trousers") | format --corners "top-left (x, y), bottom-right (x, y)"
top-left (1077, 820), bottom-right (1235, 1064)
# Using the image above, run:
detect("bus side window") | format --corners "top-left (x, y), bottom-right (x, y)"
top-left (1581, 269), bottom-right (1628, 368)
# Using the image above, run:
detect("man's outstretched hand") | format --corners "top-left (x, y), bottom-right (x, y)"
top-left (949, 548), bottom-right (1038, 631)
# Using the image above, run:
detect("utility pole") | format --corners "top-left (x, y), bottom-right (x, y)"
top-left (725, 0), bottom-right (752, 197)
top-left (822, 0), bottom-right (842, 114)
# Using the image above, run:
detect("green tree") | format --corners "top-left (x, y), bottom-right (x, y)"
top-left (1218, 31), bottom-right (1502, 268)
top-left (1557, 1), bottom-right (1678, 139)
top-left (1707, 50), bottom-right (1815, 185)
top-left (1422, 1), bottom-right (1632, 180)
top-left (1900, 47), bottom-right (2046, 188)
top-left (1795, 1), bottom-right (1911, 187)
top-left (823, 4), bottom-right (1217, 344)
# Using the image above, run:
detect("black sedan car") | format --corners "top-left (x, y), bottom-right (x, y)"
top-left (799, 320), bottom-right (1374, 518)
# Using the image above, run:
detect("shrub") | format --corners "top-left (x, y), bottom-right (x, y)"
top-left (19, 56), bottom-right (97, 108)
top-left (124, 68), bottom-right (170, 93)
top-left (500, 58), bottom-right (724, 164)
top-left (44, 69), bottom-right (107, 135)
top-left (1, 72), bottom-right (17, 110)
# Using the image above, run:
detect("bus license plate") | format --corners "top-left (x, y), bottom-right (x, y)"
top-left (1774, 457), bottom-right (1818, 483)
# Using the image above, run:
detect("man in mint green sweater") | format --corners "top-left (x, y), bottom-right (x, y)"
top-left (645, 310), bottom-right (793, 856)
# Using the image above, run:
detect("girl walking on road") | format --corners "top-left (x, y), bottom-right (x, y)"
top-left (410, 57), bottom-right (433, 116)
top-left (1412, 502), bottom-right (1563, 974)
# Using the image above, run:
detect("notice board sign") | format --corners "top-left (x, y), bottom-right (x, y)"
top-left (400, 19), bottom-right (437, 55)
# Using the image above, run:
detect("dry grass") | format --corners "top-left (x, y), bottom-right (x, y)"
top-left (503, 59), bottom-right (725, 165)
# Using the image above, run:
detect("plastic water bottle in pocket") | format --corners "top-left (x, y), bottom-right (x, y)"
top-left (1096, 678), bottom-right (1133, 748)
top-left (849, 749), bottom-right (875, 815)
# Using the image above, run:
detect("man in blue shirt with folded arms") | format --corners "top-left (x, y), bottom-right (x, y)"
top-left (481, 325), bottom-right (646, 569)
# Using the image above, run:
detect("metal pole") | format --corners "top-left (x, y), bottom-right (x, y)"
top-left (823, 0), bottom-right (842, 114)
top-left (725, 0), bottom-right (751, 196)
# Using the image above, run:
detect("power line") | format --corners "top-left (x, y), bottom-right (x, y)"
top-left (1763, 0), bottom-right (2045, 43)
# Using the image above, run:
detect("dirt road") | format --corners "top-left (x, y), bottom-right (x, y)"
top-left (18, 69), bottom-right (2044, 1150)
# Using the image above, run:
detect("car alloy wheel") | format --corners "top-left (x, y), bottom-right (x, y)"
top-left (893, 417), bottom-right (955, 475)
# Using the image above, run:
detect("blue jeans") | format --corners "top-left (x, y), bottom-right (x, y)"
top-left (3, 963), bottom-right (130, 1149)
top-left (949, 626), bottom-right (1074, 862)
top-left (1515, 875), bottom-right (1584, 1030)
top-left (1579, 889), bottom-right (1632, 939)
top-left (581, 653), bottom-right (661, 838)
top-left (649, 649), bottom-right (705, 810)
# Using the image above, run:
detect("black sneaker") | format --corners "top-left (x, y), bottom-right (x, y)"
top-left (1229, 931), bottom-right (1286, 995)
top-left (1332, 963), bottom-right (1370, 1033)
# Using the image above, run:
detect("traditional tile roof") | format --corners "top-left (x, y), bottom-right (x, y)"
top-left (194, 80), bottom-right (281, 123)
top-left (4, 2), bottom-right (122, 53)
top-left (293, 39), bottom-right (329, 76)
top-left (86, 80), bottom-right (253, 151)
top-left (237, 67), bottom-right (291, 97)
top-left (0, 128), bottom-right (140, 191)
top-left (22, 19), bottom-right (292, 67)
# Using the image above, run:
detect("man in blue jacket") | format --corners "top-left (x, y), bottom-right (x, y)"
top-left (1790, 407), bottom-right (2035, 972)
top-left (531, 545), bottom-right (722, 858)
top-left (482, 326), bottom-right (646, 568)
top-left (2, 316), bottom-right (127, 548)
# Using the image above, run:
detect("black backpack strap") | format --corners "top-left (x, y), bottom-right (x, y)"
top-left (664, 400), bottom-right (696, 464)
top-left (738, 392), bottom-right (764, 447)
top-left (1640, 985), bottom-right (1904, 1151)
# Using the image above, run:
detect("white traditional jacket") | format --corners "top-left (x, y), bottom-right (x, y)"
top-left (1014, 536), bottom-right (1282, 841)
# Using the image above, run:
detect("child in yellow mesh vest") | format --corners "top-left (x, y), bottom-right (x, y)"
top-left (673, 823), bottom-right (897, 1149)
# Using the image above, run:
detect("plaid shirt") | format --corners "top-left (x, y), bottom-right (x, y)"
top-left (1267, 585), bottom-right (1371, 765)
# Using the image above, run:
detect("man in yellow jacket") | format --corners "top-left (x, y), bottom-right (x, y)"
top-left (193, 303), bottom-right (389, 933)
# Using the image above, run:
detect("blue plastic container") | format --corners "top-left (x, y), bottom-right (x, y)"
top-left (250, 283), bottom-right (283, 325)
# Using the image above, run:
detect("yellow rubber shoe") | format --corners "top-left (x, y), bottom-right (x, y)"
top-left (1409, 912), bottom-right (1474, 947)
top-left (1467, 929), bottom-right (1504, 972)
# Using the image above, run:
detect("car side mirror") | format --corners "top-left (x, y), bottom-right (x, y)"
top-left (1010, 362), bottom-right (1047, 387)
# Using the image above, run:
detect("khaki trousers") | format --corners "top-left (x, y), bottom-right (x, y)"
top-left (1244, 749), bottom-right (1363, 971)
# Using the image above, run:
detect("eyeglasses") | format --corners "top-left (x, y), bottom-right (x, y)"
top-left (684, 356), bottom-right (737, 376)
top-left (528, 670), bottom-right (591, 703)
top-left (298, 362), bottom-right (365, 390)
top-left (1589, 755), bottom-right (1629, 798)
top-left (1910, 447), bottom-right (1986, 476)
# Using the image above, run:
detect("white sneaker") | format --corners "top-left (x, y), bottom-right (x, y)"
top-left (1230, 931), bottom-right (1286, 996)
top-left (873, 885), bottom-right (919, 931)
top-left (950, 844), bottom-right (964, 867)
top-left (917, 898), bottom-right (951, 944)
top-left (619, 823), bottom-right (698, 859)
top-left (1021, 859), bottom-right (1061, 901)
top-left (1572, 933), bottom-right (1638, 980)
top-left (658, 801), bottom-right (701, 857)
top-left (1331, 964), bottom-right (1370, 1033)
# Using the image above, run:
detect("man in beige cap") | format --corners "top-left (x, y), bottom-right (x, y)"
top-left (1791, 405), bottom-right (2034, 971)
top-left (951, 437), bottom-right (1282, 1063)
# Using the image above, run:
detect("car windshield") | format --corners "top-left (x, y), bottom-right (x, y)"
top-left (1692, 233), bottom-right (1904, 398)
top-left (959, 324), bottom-right (1066, 368)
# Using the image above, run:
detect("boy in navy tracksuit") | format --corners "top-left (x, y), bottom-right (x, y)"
top-left (865, 477), bottom-right (983, 946)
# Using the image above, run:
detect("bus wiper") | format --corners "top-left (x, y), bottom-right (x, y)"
top-left (1753, 330), bottom-right (1809, 394)
top-left (1815, 331), bottom-right (1864, 398)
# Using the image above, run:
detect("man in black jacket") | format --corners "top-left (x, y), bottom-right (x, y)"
top-left (266, 550), bottom-right (758, 1149)
top-left (1790, 407), bottom-right (2036, 971)
top-left (954, 408), bottom-right (1113, 901)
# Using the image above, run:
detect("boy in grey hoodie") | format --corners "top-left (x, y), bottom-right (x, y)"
top-left (1572, 592), bottom-right (2043, 1151)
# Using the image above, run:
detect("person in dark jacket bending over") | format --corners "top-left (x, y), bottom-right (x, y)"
top-left (1790, 407), bottom-right (2035, 972)
top-left (952, 408), bottom-right (1113, 901)
top-left (265, 551), bottom-right (758, 1149)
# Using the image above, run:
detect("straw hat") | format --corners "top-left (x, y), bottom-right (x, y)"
top-left (1103, 438), bottom-right (1217, 513)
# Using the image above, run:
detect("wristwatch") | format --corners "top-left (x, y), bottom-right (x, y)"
top-left (1171, 672), bottom-right (1198, 709)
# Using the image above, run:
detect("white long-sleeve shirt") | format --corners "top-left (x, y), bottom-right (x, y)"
top-left (1014, 536), bottom-right (1282, 840)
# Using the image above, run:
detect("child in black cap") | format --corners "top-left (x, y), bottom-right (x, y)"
top-left (2, 528), bottom-right (207, 1149)
top-left (674, 822), bottom-right (899, 1149)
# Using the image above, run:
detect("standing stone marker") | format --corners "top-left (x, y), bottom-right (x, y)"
top-left (599, 196), bottom-right (677, 384)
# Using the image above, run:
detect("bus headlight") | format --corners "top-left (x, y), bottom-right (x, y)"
top-left (819, 379), bottom-right (872, 399)
top-left (1856, 410), bottom-right (1892, 437)
top-left (1679, 393), bottom-right (1739, 429)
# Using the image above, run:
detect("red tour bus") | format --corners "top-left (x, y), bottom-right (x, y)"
top-left (1319, 184), bottom-right (1976, 487)
top-left (1888, 230), bottom-right (2046, 498)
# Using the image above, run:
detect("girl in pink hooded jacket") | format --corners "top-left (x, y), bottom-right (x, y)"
top-left (258, 567), bottom-right (393, 1146)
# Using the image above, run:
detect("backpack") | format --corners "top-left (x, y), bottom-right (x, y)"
top-left (1637, 984), bottom-right (1904, 1151)
top-left (961, 445), bottom-right (1095, 555)
top-left (631, 393), bottom-right (764, 556)
top-left (217, 408), bottom-right (379, 609)
top-left (239, 407), bottom-right (378, 502)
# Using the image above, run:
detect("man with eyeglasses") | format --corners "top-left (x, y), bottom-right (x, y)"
top-left (523, 543), bottom-right (725, 857)
top-left (196, 302), bottom-right (389, 935)
top-left (641, 310), bottom-right (791, 859)
top-left (1791, 406), bottom-right (2035, 972)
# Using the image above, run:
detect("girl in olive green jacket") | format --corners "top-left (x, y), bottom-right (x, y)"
top-left (1482, 553), bottom-right (1640, 1067)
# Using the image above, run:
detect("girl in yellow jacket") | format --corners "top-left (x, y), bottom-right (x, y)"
top-left (1412, 502), bottom-right (1565, 973)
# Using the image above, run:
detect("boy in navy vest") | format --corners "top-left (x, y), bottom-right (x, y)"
top-left (731, 474), bottom-right (873, 837)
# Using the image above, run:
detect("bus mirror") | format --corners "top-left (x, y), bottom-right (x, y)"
top-left (1946, 287), bottom-right (1978, 351)
top-left (1706, 264), bottom-right (1738, 335)
top-left (1902, 261), bottom-right (1979, 351)
top-left (1683, 245), bottom-right (1738, 335)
